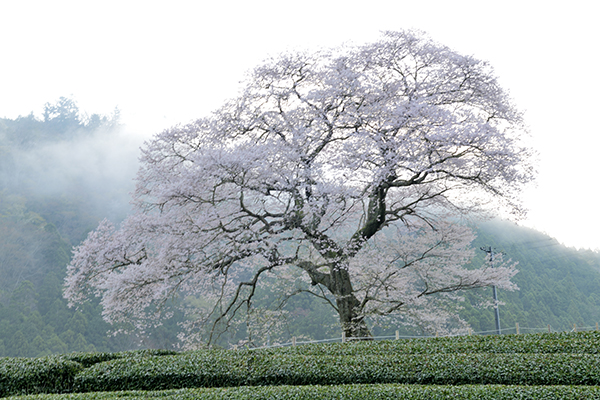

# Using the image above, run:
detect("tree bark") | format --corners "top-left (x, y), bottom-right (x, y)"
top-left (330, 266), bottom-right (371, 338)
top-left (327, 186), bottom-right (387, 339)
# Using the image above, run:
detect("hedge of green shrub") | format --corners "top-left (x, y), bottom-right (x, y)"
top-left (73, 350), bottom-right (247, 392)
top-left (0, 350), bottom-right (179, 397)
top-left (72, 351), bottom-right (600, 392)
top-left (62, 349), bottom-right (180, 368)
top-left (259, 331), bottom-right (600, 356)
top-left (2, 332), bottom-right (600, 397)
top-left (0, 356), bottom-right (82, 397)
top-left (6, 384), bottom-right (600, 400)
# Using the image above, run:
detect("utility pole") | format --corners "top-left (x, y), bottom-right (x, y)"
top-left (480, 246), bottom-right (501, 335)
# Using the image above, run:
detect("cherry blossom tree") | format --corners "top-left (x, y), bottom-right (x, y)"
top-left (64, 30), bottom-right (533, 344)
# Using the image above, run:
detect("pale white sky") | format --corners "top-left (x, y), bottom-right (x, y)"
top-left (1, 0), bottom-right (598, 249)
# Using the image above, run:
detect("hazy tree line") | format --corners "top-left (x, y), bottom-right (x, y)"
top-left (1, 98), bottom-right (599, 356)
top-left (0, 98), bottom-right (177, 356)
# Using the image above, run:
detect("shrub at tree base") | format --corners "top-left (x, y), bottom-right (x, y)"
top-left (6, 385), bottom-right (600, 400)
top-left (260, 331), bottom-right (600, 356)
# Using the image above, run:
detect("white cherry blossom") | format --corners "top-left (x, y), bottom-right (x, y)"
top-left (65, 30), bottom-right (533, 344)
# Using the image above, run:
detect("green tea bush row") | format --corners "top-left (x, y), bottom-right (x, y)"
top-left (63, 349), bottom-right (180, 368)
top-left (7, 384), bottom-right (600, 400)
top-left (73, 351), bottom-right (247, 392)
top-left (247, 352), bottom-right (600, 386)
top-left (0, 350), bottom-right (178, 397)
top-left (72, 352), bottom-right (600, 392)
top-left (2, 332), bottom-right (600, 397)
top-left (257, 331), bottom-right (600, 356)
top-left (0, 356), bottom-right (82, 397)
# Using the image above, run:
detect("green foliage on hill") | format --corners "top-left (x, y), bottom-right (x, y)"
top-left (0, 98), bottom-right (177, 357)
top-left (0, 97), bottom-right (119, 149)
top-left (463, 219), bottom-right (600, 334)
top-left (0, 187), bottom-right (116, 357)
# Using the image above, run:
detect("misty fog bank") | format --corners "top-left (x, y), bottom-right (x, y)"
top-left (0, 98), bottom-right (153, 245)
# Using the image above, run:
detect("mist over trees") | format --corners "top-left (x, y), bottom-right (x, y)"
top-left (65, 30), bottom-right (535, 346)
top-left (0, 97), bottom-right (172, 356)
top-left (1, 97), bottom-right (149, 242)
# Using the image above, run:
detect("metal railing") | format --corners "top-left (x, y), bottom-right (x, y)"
top-left (243, 322), bottom-right (600, 350)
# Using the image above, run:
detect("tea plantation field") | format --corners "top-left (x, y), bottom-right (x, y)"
top-left (2, 332), bottom-right (600, 399)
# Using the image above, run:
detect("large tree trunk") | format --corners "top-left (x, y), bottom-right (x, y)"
top-left (329, 186), bottom-right (384, 339)
top-left (330, 266), bottom-right (371, 338)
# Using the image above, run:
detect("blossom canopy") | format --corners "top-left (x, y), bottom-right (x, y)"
top-left (65, 30), bottom-right (533, 345)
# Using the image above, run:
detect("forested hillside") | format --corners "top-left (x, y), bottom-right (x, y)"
top-left (1, 99), bottom-right (599, 356)
top-left (0, 98), bottom-right (179, 356)
top-left (464, 220), bottom-right (600, 333)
